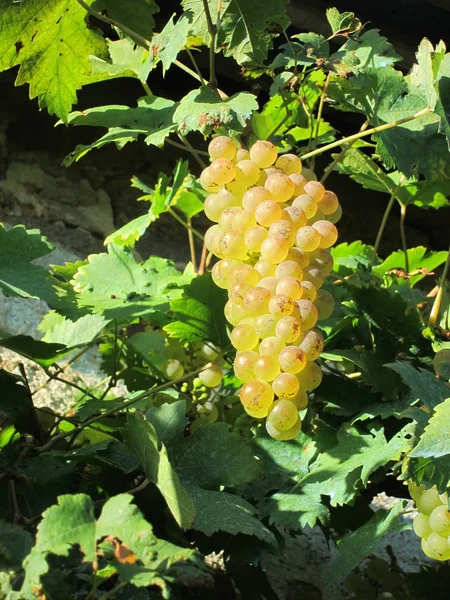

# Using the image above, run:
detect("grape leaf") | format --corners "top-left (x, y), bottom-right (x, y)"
top-left (0, 332), bottom-right (70, 368)
top-left (0, 522), bottom-right (33, 568)
top-left (405, 454), bottom-right (450, 493)
top-left (331, 29), bottom-right (401, 74)
top-left (410, 398), bottom-right (450, 458)
top-left (259, 485), bottom-right (330, 530)
top-left (0, 224), bottom-right (56, 303)
top-left (325, 502), bottom-right (408, 587)
top-left (331, 240), bottom-right (374, 273)
top-left (387, 362), bottom-right (450, 410)
top-left (0, 370), bottom-right (37, 436)
top-left (326, 8), bottom-right (361, 36)
top-left (146, 400), bottom-right (188, 450)
top-left (38, 312), bottom-right (108, 348)
top-left (181, 0), bottom-right (289, 66)
top-left (174, 86), bottom-right (258, 135)
top-left (0, 0), bottom-right (107, 121)
top-left (373, 247), bottom-right (448, 285)
top-left (90, 38), bottom-right (154, 82)
top-left (92, 0), bottom-right (159, 40)
top-left (103, 213), bottom-right (156, 248)
top-left (150, 14), bottom-right (190, 75)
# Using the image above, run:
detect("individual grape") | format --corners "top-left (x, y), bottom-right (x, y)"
top-left (299, 329), bottom-right (324, 361)
top-left (199, 366), bottom-right (223, 387)
top-left (422, 533), bottom-right (450, 561)
top-left (261, 236), bottom-right (290, 264)
top-left (196, 401), bottom-right (219, 422)
top-left (205, 225), bottom-right (223, 256)
top-left (275, 153), bottom-right (302, 175)
top-left (218, 206), bottom-right (241, 230)
top-left (408, 481), bottom-right (426, 502)
top-left (300, 281), bottom-right (317, 302)
top-left (291, 389), bottom-right (309, 409)
top-left (245, 225), bottom-right (268, 253)
top-left (416, 488), bottom-right (442, 515)
top-left (227, 264), bottom-right (260, 288)
top-left (265, 167), bottom-right (284, 177)
top-left (275, 316), bottom-right (302, 343)
top-left (254, 355), bottom-right (281, 381)
top-left (278, 346), bottom-right (306, 374)
top-left (310, 249), bottom-right (334, 275)
top-left (163, 359), bottom-right (184, 380)
top-left (256, 169), bottom-right (268, 186)
top-left (219, 230), bottom-right (247, 259)
top-left (204, 193), bottom-right (231, 222)
top-left (209, 158), bottom-right (236, 185)
top-left (236, 148), bottom-right (250, 161)
top-left (231, 323), bottom-right (259, 351)
top-left (234, 159), bottom-right (261, 187)
top-left (234, 351), bottom-right (258, 382)
top-left (312, 220), bottom-right (338, 248)
top-left (258, 276), bottom-right (278, 294)
top-left (319, 190), bottom-right (339, 215)
top-left (254, 260), bottom-right (276, 278)
top-left (327, 204), bottom-right (342, 224)
top-left (224, 300), bottom-right (248, 325)
top-left (200, 166), bottom-right (220, 192)
top-left (304, 180), bottom-right (325, 202)
top-left (303, 266), bottom-right (325, 289)
top-left (266, 418), bottom-right (301, 440)
top-left (240, 379), bottom-right (274, 417)
top-left (308, 209), bottom-right (325, 225)
top-left (268, 219), bottom-right (296, 245)
top-left (259, 336), bottom-right (285, 356)
top-left (283, 206), bottom-right (307, 229)
top-left (286, 247), bottom-right (310, 268)
top-left (440, 491), bottom-right (449, 504)
top-left (272, 372), bottom-right (300, 398)
top-left (430, 505), bottom-right (450, 537)
top-left (269, 294), bottom-right (295, 317)
top-left (315, 289), bottom-right (335, 320)
top-left (433, 349), bottom-right (450, 380)
top-left (297, 299), bottom-right (319, 330)
top-left (289, 173), bottom-right (307, 195)
top-left (254, 313), bottom-right (277, 338)
top-left (225, 180), bottom-right (246, 200)
top-left (301, 167), bottom-right (317, 182)
top-left (242, 186), bottom-right (272, 212)
top-left (293, 194), bottom-right (318, 219)
top-left (250, 140), bottom-right (278, 168)
top-left (297, 361), bottom-right (322, 391)
top-left (296, 226), bottom-right (321, 252)
top-left (267, 398), bottom-right (299, 430)
top-left (265, 172), bottom-right (295, 203)
top-left (211, 261), bottom-right (228, 289)
top-left (275, 260), bottom-right (303, 280)
top-left (200, 343), bottom-right (220, 360)
top-left (230, 282), bottom-right (252, 304)
top-left (220, 207), bottom-right (256, 233)
top-left (243, 286), bottom-right (272, 316)
top-left (254, 199), bottom-right (283, 227)
top-left (276, 277), bottom-right (303, 301)
top-left (208, 136), bottom-right (236, 160)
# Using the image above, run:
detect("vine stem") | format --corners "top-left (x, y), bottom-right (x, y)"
top-left (202, 0), bottom-right (217, 89)
top-left (167, 208), bottom-right (204, 241)
top-left (320, 119), bottom-right (370, 184)
top-left (187, 217), bottom-right (198, 271)
top-left (31, 346), bottom-right (90, 395)
top-left (429, 243), bottom-right (450, 327)
top-left (370, 174), bottom-right (406, 266)
top-left (198, 241), bottom-right (208, 276)
top-left (178, 134), bottom-right (207, 169)
top-left (186, 48), bottom-right (206, 85)
top-left (399, 202), bottom-right (410, 274)
top-left (98, 582), bottom-right (127, 600)
top-left (300, 106), bottom-right (432, 162)
top-left (310, 72), bottom-right (331, 171)
top-left (165, 139), bottom-right (209, 157)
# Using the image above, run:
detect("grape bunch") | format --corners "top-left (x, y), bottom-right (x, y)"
top-left (201, 136), bottom-right (339, 440)
top-left (410, 481), bottom-right (450, 561)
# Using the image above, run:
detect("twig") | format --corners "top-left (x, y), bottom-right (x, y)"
top-left (167, 208), bottom-right (204, 241)
top-left (186, 48), bottom-right (206, 85)
top-left (370, 194), bottom-right (397, 265)
top-left (399, 202), bottom-right (410, 274)
top-left (32, 346), bottom-right (90, 395)
top-left (320, 119), bottom-right (370, 184)
top-left (165, 139), bottom-right (209, 157)
top-left (173, 59), bottom-right (204, 83)
top-left (8, 480), bottom-right (22, 524)
top-left (178, 134), bottom-right (207, 169)
top-left (141, 81), bottom-right (152, 96)
top-left (202, 0), bottom-right (217, 89)
top-left (187, 217), bottom-right (198, 272)
top-left (310, 72), bottom-right (331, 171)
top-left (18, 364), bottom-right (43, 442)
top-left (429, 243), bottom-right (450, 327)
top-left (198, 241), bottom-right (208, 276)
top-left (98, 582), bottom-right (127, 600)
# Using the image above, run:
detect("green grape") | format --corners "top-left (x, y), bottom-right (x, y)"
top-left (326, 204), bottom-right (342, 224)
top-left (269, 294), bottom-right (294, 317)
top-left (282, 206), bottom-right (307, 229)
top-left (278, 346), bottom-right (306, 374)
top-left (234, 350), bottom-right (258, 382)
top-left (258, 276), bottom-right (278, 295)
top-left (234, 159), bottom-right (261, 187)
top-left (296, 226), bottom-right (321, 252)
top-left (236, 148), bottom-right (250, 161)
top-left (209, 158), bottom-right (236, 185)
top-left (197, 401), bottom-right (219, 422)
top-left (268, 219), bottom-right (296, 245)
top-left (163, 359), bottom-right (184, 380)
top-left (440, 491), bottom-right (449, 504)
top-left (315, 289), bottom-right (335, 320)
top-left (200, 166), bottom-right (221, 192)
top-left (297, 361), bottom-right (322, 391)
top-left (293, 194), bottom-right (318, 219)
top-left (287, 247), bottom-right (310, 268)
top-left (242, 186), bottom-right (272, 212)
top-left (254, 355), bottom-right (281, 382)
top-left (299, 329), bottom-right (324, 361)
top-left (433, 349), bottom-right (450, 380)
top-left (422, 532), bottom-right (450, 561)
top-left (300, 281), bottom-right (317, 302)
top-left (224, 300), bottom-right (248, 325)
top-left (227, 264), bottom-right (260, 288)
top-left (275, 316), bottom-right (302, 343)
top-left (291, 389), bottom-right (308, 409)
top-left (303, 266), bottom-right (324, 289)
top-left (319, 190), bottom-right (339, 215)
top-left (230, 282), bottom-right (252, 304)
top-left (267, 398), bottom-right (299, 430)
top-left (260, 236), bottom-right (290, 264)
top-left (256, 169), bottom-right (268, 186)
top-left (254, 313), bottom-right (278, 338)
top-left (245, 225), bottom-right (268, 253)
top-left (301, 167), bottom-right (317, 182)
top-left (254, 260), bottom-right (276, 277)
top-left (429, 505), bottom-right (450, 537)
top-left (275, 153), bottom-right (302, 175)
top-left (272, 372), bottom-right (300, 398)
top-left (205, 225), bottom-right (223, 256)
top-left (296, 299), bottom-right (319, 330)
top-left (225, 180), bottom-right (247, 200)
top-left (266, 417), bottom-right (301, 440)
top-left (208, 135), bottom-right (236, 160)
top-left (231, 323), bottom-right (259, 351)
top-left (254, 199), bottom-right (283, 227)
top-left (304, 180), bottom-right (325, 202)
top-left (265, 172), bottom-right (295, 203)
top-left (416, 488), bottom-right (442, 515)
top-left (211, 258), bottom-right (241, 289)
top-left (276, 276), bottom-right (303, 301)
top-left (308, 209), bottom-right (325, 225)
top-left (250, 140), bottom-right (278, 168)
top-left (275, 260), bottom-right (303, 280)
top-left (312, 220), bottom-right (338, 248)
top-left (219, 230), bottom-right (247, 259)
top-left (259, 336), bottom-right (285, 356)
top-left (310, 249), bottom-right (334, 274)
top-left (204, 193), bottom-right (231, 222)
top-left (190, 416), bottom-right (210, 433)
top-left (240, 379), bottom-right (274, 417)
top-left (218, 206), bottom-right (242, 231)
top-left (199, 366), bottom-right (223, 388)
top-left (200, 343), bottom-right (219, 360)
top-left (289, 173), bottom-right (308, 196)
top-left (243, 286), bottom-right (272, 316)
top-left (413, 512), bottom-right (432, 539)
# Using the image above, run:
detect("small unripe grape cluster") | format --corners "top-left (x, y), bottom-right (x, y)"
top-left (409, 481), bottom-right (450, 561)
top-left (202, 136), bottom-right (339, 440)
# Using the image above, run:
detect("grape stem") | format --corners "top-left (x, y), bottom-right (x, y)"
top-left (186, 48), bottom-right (207, 86)
top-left (198, 241), bottom-right (208, 276)
top-left (299, 106), bottom-right (432, 161)
top-left (187, 217), bottom-right (198, 271)
top-left (167, 208), bottom-right (205, 242)
top-left (429, 243), bottom-right (450, 327)
top-left (202, 0), bottom-right (218, 89)
top-left (370, 174), bottom-right (406, 266)
top-left (165, 138), bottom-right (209, 157)
top-left (399, 202), bottom-right (410, 274)
top-left (320, 119), bottom-right (370, 184)
top-left (309, 72), bottom-right (331, 171)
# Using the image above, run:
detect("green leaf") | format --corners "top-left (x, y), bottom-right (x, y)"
top-left (103, 213), bottom-right (156, 248)
top-left (164, 273), bottom-right (228, 346)
top-left (0, 522), bottom-right (33, 568)
top-left (64, 96), bottom-right (177, 164)
top-left (332, 29), bottom-right (401, 73)
top-left (90, 38), bottom-right (154, 82)
top-left (60, 440), bottom-right (140, 473)
top-left (174, 86), bottom-right (258, 136)
top-left (150, 14), bottom-right (190, 75)
top-left (0, 224), bottom-right (56, 303)
top-left (260, 485), bottom-right (331, 530)
top-left (326, 8), bottom-right (361, 36)
top-left (387, 362), bottom-right (450, 410)
top-left (0, 0), bottom-right (108, 120)
top-left (126, 412), bottom-right (195, 529)
top-left (0, 370), bottom-right (37, 435)
top-left (410, 398), bottom-right (450, 458)
top-left (434, 54), bottom-right (450, 148)
top-left (331, 240), bottom-right (374, 273)
top-left (38, 312), bottom-right (108, 348)
top-left (181, 0), bottom-right (289, 66)
top-left (325, 502), bottom-right (408, 587)
top-left (127, 331), bottom-right (167, 370)
top-left (0, 332), bottom-right (70, 368)
top-left (92, 0), bottom-right (159, 40)
top-left (146, 400), bottom-right (188, 450)
top-left (373, 247), bottom-right (448, 285)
